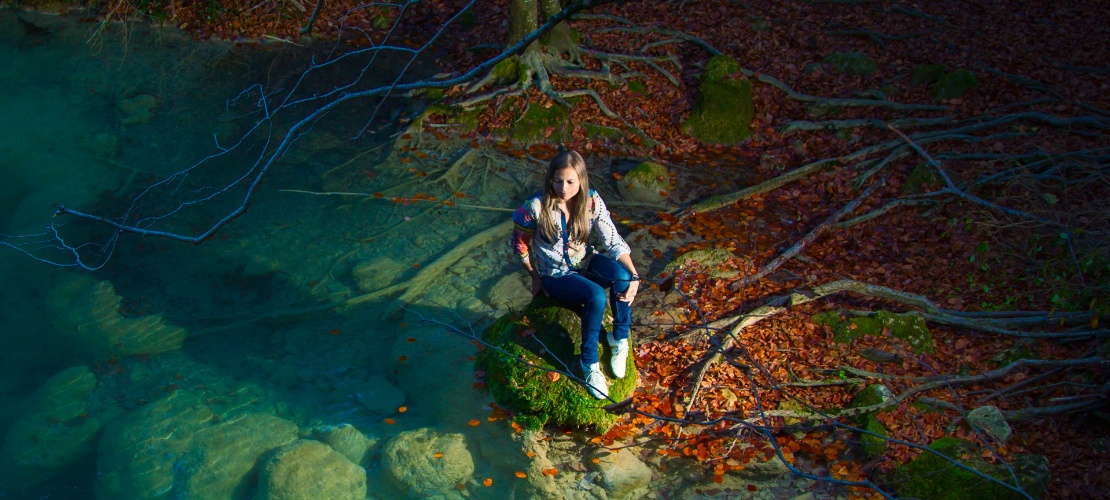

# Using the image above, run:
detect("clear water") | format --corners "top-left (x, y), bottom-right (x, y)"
top-left (0, 11), bottom-right (540, 498)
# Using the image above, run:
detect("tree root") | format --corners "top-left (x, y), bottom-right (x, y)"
top-left (683, 278), bottom-right (1106, 411)
top-left (728, 178), bottom-right (883, 291)
top-left (780, 116), bottom-right (951, 136)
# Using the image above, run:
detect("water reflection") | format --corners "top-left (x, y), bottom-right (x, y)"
top-left (0, 11), bottom-right (537, 498)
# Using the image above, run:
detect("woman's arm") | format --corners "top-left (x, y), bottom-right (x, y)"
top-left (512, 199), bottom-right (545, 296)
top-left (615, 252), bottom-right (640, 304)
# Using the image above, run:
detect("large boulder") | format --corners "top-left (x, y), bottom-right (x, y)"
top-left (256, 439), bottom-right (366, 500)
top-left (96, 391), bottom-right (299, 499)
top-left (180, 414), bottom-right (300, 497)
top-left (310, 424), bottom-right (377, 466)
top-left (380, 428), bottom-right (474, 497)
top-left (96, 391), bottom-right (217, 499)
top-left (477, 295), bottom-right (638, 432)
top-left (893, 437), bottom-right (1050, 499)
top-left (0, 366), bottom-right (120, 489)
top-left (681, 55), bottom-right (754, 145)
top-left (46, 275), bottom-right (187, 359)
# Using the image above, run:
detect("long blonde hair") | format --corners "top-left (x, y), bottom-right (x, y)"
top-left (538, 150), bottom-right (591, 244)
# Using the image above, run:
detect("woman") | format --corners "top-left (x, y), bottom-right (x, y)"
top-left (510, 150), bottom-right (639, 399)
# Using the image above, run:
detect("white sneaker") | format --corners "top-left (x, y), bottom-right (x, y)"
top-left (580, 361), bottom-right (609, 400)
top-left (607, 331), bottom-right (629, 379)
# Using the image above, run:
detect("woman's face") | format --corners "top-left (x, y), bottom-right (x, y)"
top-left (551, 166), bottom-right (581, 203)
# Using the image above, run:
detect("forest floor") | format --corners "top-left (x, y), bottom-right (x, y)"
top-left (27, 0), bottom-right (1109, 497)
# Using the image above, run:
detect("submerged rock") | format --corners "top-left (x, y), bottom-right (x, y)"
top-left (46, 275), bottom-right (187, 359)
top-left (117, 94), bottom-right (158, 126)
top-left (95, 391), bottom-right (298, 499)
top-left (356, 375), bottom-right (405, 416)
top-left (486, 272), bottom-right (531, 314)
top-left (0, 366), bottom-right (119, 489)
top-left (380, 428), bottom-right (474, 497)
top-left (257, 439), bottom-right (366, 500)
top-left (310, 424), bottom-right (377, 466)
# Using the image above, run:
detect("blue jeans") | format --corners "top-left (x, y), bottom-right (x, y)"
top-left (541, 254), bottom-right (633, 365)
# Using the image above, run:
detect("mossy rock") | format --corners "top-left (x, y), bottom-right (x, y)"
top-left (904, 163), bottom-right (945, 195)
top-left (616, 161), bottom-right (670, 203)
top-left (681, 55), bottom-right (754, 145)
top-left (663, 248), bottom-right (742, 279)
top-left (626, 80), bottom-right (648, 95)
top-left (823, 51), bottom-right (879, 76)
top-left (813, 310), bottom-right (935, 354)
top-left (893, 437), bottom-right (1050, 499)
top-left (859, 414), bottom-right (888, 458)
top-left (931, 70), bottom-right (979, 100)
top-left (476, 296), bottom-right (637, 433)
top-left (991, 338), bottom-right (1038, 367)
top-left (911, 64), bottom-right (947, 85)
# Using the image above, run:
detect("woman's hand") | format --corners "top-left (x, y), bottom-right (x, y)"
top-left (618, 278), bottom-right (639, 304)
top-left (530, 273), bottom-right (547, 297)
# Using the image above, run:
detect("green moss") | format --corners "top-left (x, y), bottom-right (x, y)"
top-left (894, 438), bottom-right (1050, 499)
top-left (582, 123), bottom-right (624, 140)
top-left (860, 414), bottom-right (888, 458)
top-left (777, 399), bottom-right (814, 426)
top-left (681, 55), bottom-right (754, 145)
top-left (503, 100), bottom-right (574, 144)
top-left (823, 51), bottom-right (879, 76)
top-left (475, 296), bottom-right (638, 433)
top-left (420, 104), bottom-right (481, 132)
top-left (626, 161), bottom-right (667, 184)
top-left (626, 80), bottom-right (648, 95)
top-left (813, 310), bottom-right (935, 354)
top-left (932, 70), bottom-right (979, 100)
top-left (911, 64), bottom-right (948, 86)
top-left (490, 57), bottom-right (523, 88)
top-left (904, 163), bottom-right (944, 195)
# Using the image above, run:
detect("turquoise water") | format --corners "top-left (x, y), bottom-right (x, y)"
top-left (0, 11), bottom-right (543, 498)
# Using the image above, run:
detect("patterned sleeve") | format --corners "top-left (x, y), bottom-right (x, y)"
top-left (590, 191), bottom-right (631, 260)
top-left (511, 198), bottom-right (538, 264)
